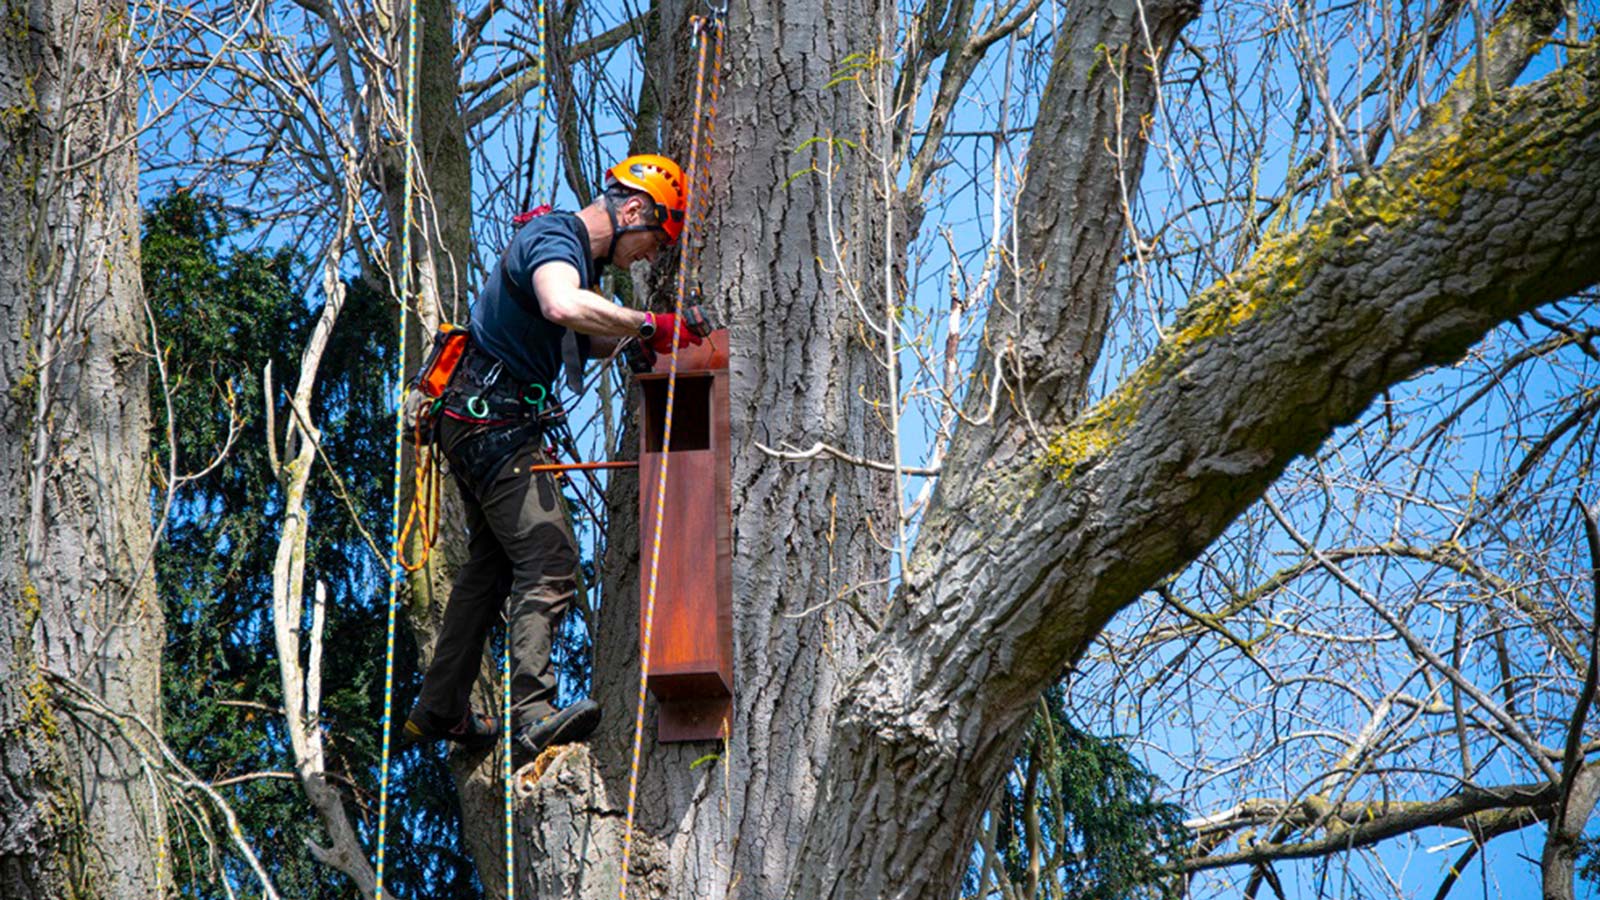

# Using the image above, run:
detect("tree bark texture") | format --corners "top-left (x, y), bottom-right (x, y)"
top-left (1542, 765), bottom-right (1600, 900)
top-left (522, 0), bottom-right (897, 897)
top-left (798, 46), bottom-right (1600, 900)
top-left (0, 1), bottom-right (163, 897)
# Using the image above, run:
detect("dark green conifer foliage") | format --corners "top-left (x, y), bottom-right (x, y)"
top-left (144, 190), bottom-right (481, 899)
top-left (971, 685), bottom-right (1190, 900)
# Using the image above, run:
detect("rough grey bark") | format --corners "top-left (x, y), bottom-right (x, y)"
top-left (521, 0), bottom-right (896, 897)
top-left (1543, 766), bottom-right (1600, 900)
top-left (0, 0), bottom-right (164, 897)
top-left (796, 47), bottom-right (1600, 900)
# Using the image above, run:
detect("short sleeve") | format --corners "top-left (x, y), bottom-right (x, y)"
top-left (506, 221), bottom-right (586, 295)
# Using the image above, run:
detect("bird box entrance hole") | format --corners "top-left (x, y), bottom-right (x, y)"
top-left (637, 331), bottom-right (733, 743)
top-left (640, 376), bottom-right (712, 453)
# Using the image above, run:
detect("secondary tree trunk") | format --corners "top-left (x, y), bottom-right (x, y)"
top-left (0, 1), bottom-right (164, 897)
top-left (1543, 767), bottom-right (1600, 900)
top-left (390, 1), bottom-right (507, 892)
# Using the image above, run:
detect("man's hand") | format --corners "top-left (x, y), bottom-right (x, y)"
top-left (645, 306), bottom-right (713, 354)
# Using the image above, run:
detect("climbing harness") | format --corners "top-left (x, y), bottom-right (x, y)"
top-left (397, 325), bottom-right (561, 573)
top-left (619, 10), bottom-right (725, 900)
top-left (395, 323), bottom-right (469, 573)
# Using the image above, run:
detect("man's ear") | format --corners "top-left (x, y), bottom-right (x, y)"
top-left (626, 194), bottom-right (651, 225)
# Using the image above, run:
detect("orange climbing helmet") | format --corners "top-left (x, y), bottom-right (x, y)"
top-left (603, 154), bottom-right (687, 244)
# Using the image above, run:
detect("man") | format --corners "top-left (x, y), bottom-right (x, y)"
top-left (402, 154), bottom-right (706, 759)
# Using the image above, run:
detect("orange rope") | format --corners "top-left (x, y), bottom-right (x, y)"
top-left (525, 460), bottom-right (639, 473)
top-left (618, 13), bottom-right (723, 900)
top-left (686, 21), bottom-right (724, 291)
top-left (396, 413), bottom-right (442, 573)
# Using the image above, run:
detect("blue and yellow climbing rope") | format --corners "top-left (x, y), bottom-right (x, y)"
top-left (374, 0), bottom-right (424, 893)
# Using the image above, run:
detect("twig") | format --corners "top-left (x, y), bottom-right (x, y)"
top-left (753, 440), bottom-right (940, 476)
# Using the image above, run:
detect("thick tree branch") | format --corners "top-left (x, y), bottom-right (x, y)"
top-left (999, 46), bottom-right (1600, 695)
top-left (1176, 780), bottom-right (1561, 873)
top-left (1411, 0), bottom-right (1569, 147)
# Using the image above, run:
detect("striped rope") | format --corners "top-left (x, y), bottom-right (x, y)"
top-left (618, 14), bottom-right (721, 900)
top-left (503, 623), bottom-right (515, 897)
top-left (533, 0), bottom-right (550, 203)
top-left (374, 0), bottom-right (423, 893)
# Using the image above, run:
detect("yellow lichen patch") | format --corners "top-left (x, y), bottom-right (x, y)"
top-left (19, 577), bottom-right (40, 620)
top-left (24, 670), bottom-right (59, 740)
top-left (1041, 422), bottom-right (1111, 476)
top-left (1040, 388), bottom-right (1142, 482)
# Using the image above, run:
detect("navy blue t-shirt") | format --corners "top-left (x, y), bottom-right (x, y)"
top-left (470, 212), bottom-right (595, 390)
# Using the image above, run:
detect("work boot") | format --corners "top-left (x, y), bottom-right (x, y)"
top-left (399, 709), bottom-right (499, 752)
top-left (514, 699), bottom-right (602, 763)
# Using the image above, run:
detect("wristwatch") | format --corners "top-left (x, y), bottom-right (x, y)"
top-left (637, 313), bottom-right (657, 341)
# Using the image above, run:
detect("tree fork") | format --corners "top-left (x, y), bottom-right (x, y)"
top-left (799, 47), bottom-right (1600, 900)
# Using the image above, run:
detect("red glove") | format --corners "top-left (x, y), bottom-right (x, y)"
top-left (645, 308), bottom-right (711, 355)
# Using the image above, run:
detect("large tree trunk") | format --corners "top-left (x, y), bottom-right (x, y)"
top-left (521, 0), bottom-right (896, 897)
top-left (0, 0), bottom-right (163, 897)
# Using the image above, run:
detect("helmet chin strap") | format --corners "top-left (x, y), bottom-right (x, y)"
top-left (598, 205), bottom-right (622, 268)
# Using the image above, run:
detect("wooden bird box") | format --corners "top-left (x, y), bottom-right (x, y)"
top-left (637, 329), bottom-right (733, 742)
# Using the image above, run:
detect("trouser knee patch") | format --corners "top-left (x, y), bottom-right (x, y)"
top-left (526, 522), bottom-right (578, 575)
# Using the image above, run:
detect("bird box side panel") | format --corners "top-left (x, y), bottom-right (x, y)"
top-left (712, 370), bottom-right (733, 689)
top-left (638, 449), bottom-right (730, 695)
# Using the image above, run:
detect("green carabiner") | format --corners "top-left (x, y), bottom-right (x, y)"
top-left (467, 395), bottom-right (490, 418)
top-left (523, 383), bottom-right (547, 407)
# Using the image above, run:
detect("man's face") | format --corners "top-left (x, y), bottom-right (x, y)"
top-left (617, 197), bottom-right (671, 267)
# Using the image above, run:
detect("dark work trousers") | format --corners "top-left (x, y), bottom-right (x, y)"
top-left (411, 416), bottom-right (581, 734)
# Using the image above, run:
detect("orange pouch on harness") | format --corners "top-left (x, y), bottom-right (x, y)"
top-left (418, 323), bottom-right (470, 398)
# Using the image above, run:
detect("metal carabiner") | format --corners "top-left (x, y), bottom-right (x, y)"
top-left (482, 361), bottom-right (503, 389)
top-left (704, 0), bottom-right (728, 18)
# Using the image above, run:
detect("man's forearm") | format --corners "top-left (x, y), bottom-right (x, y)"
top-left (552, 288), bottom-right (650, 337)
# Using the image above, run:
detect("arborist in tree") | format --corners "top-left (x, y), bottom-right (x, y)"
top-left (401, 154), bottom-right (709, 761)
